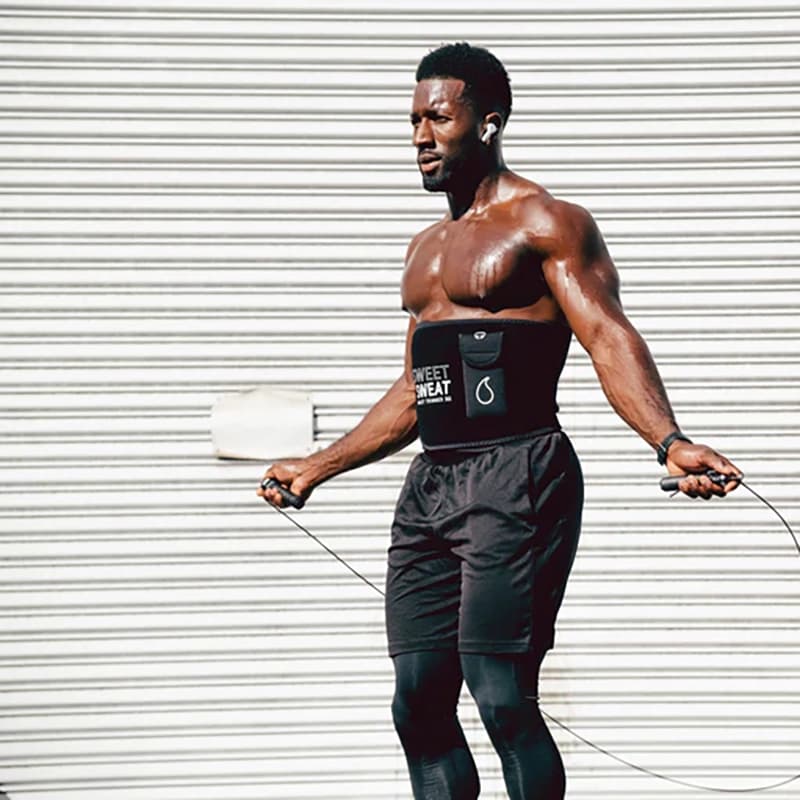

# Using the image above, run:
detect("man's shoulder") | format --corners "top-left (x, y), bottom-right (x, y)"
top-left (404, 218), bottom-right (445, 262)
top-left (409, 217), bottom-right (444, 242)
top-left (509, 178), bottom-right (593, 235)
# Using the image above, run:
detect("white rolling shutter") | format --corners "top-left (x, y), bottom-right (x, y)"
top-left (1, 1), bottom-right (798, 798)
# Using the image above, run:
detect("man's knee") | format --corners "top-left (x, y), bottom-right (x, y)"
top-left (390, 685), bottom-right (420, 739)
top-left (474, 685), bottom-right (531, 742)
top-left (392, 651), bottom-right (463, 747)
top-left (462, 653), bottom-right (542, 742)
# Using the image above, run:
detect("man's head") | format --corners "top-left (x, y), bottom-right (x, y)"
top-left (416, 43), bottom-right (512, 124)
top-left (411, 43), bottom-right (512, 193)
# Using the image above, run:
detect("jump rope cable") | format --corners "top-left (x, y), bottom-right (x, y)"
top-left (269, 478), bottom-right (800, 794)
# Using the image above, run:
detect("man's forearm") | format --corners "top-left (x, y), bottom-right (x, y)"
top-left (303, 375), bottom-right (418, 487)
top-left (590, 321), bottom-right (679, 451)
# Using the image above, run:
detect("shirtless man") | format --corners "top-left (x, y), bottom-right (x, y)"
top-left (258, 43), bottom-right (741, 800)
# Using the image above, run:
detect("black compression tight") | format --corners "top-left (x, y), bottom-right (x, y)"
top-left (391, 651), bottom-right (565, 800)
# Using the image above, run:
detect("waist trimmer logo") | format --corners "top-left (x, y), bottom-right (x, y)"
top-left (413, 363), bottom-right (453, 406)
top-left (475, 375), bottom-right (496, 406)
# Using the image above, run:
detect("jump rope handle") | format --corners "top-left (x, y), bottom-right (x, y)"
top-left (261, 478), bottom-right (306, 509)
top-left (660, 470), bottom-right (742, 493)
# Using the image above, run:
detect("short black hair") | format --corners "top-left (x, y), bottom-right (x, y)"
top-left (415, 42), bottom-right (512, 123)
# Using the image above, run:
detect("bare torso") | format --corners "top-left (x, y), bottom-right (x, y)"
top-left (401, 173), bottom-right (565, 324)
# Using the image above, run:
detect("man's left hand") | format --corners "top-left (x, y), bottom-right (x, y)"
top-left (666, 442), bottom-right (742, 499)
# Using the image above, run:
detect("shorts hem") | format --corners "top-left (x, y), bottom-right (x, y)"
top-left (388, 637), bottom-right (550, 657)
top-left (387, 637), bottom-right (457, 657)
top-left (457, 639), bottom-right (538, 655)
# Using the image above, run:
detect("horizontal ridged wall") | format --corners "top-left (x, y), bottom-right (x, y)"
top-left (1, 1), bottom-right (798, 797)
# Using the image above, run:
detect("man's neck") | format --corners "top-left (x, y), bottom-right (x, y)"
top-left (446, 161), bottom-right (508, 220)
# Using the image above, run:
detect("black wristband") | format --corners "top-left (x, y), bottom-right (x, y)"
top-left (657, 431), bottom-right (692, 465)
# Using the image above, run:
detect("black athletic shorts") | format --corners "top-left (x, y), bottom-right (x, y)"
top-left (386, 428), bottom-right (583, 657)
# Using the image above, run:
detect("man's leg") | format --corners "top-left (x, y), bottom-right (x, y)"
top-left (461, 651), bottom-right (565, 800)
top-left (391, 650), bottom-right (480, 800)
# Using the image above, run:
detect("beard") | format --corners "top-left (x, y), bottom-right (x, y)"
top-left (421, 159), bottom-right (454, 192)
top-left (419, 145), bottom-right (481, 193)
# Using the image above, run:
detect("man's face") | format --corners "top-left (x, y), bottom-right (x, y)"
top-left (410, 78), bottom-right (483, 193)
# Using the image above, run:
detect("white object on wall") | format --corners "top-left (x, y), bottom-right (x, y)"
top-left (211, 386), bottom-right (314, 460)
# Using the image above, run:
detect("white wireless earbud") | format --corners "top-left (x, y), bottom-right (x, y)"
top-left (481, 122), bottom-right (499, 144)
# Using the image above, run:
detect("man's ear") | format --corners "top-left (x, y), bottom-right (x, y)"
top-left (480, 113), bottom-right (503, 144)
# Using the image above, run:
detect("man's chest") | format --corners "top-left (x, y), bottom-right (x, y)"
top-left (401, 221), bottom-right (548, 315)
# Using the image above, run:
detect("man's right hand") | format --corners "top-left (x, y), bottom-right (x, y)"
top-left (257, 459), bottom-right (316, 508)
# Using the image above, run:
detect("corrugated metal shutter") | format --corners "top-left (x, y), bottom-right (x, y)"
top-left (1, 1), bottom-right (798, 797)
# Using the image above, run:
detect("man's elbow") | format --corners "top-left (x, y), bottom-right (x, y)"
top-left (586, 318), bottom-right (646, 365)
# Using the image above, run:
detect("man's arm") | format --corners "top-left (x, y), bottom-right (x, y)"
top-left (539, 200), bottom-right (740, 498)
top-left (258, 317), bottom-right (419, 507)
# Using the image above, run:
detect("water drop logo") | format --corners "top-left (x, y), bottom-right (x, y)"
top-left (475, 376), bottom-right (495, 406)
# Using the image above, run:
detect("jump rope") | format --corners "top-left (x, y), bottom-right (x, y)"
top-left (261, 471), bottom-right (800, 794)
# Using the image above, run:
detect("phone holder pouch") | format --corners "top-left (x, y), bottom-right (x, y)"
top-left (458, 331), bottom-right (508, 418)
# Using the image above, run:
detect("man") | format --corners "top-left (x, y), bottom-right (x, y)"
top-left (258, 43), bottom-right (741, 800)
